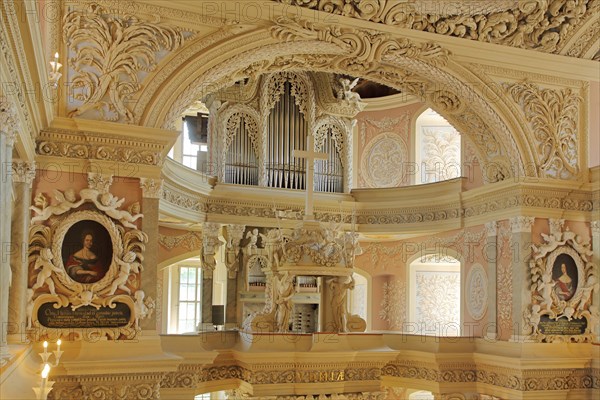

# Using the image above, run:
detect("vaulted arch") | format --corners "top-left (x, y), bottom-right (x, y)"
top-left (139, 26), bottom-right (535, 183)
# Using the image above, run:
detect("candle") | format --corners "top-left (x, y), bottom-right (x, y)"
top-left (40, 363), bottom-right (50, 399)
top-left (54, 52), bottom-right (58, 60)
top-left (42, 341), bottom-right (48, 352)
top-left (56, 339), bottom-right (61, 352)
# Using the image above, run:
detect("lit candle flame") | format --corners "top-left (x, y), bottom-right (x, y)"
top-left (43, 341), bottom-right (48, 349)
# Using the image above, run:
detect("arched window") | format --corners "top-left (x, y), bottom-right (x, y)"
top-left (415, 108), bottom-right (461, 184)
top-left (166, 257), bottom-right (203, 334)
top-left (409, 253), bottom-right (461, 336)
top-left (349, 272), bottom-right (369, 329)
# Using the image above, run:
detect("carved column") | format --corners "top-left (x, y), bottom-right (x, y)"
top-left (509, 216), bottom-right (535, 341)
top-left (139, 178), bottom-right (162, 332)
top-left (225, 224), bottom-right (245, 326)
top-left (8, 161), bottom-right (36, 339)
top-left (201, 222), bottom-right (223, 325)
top-left (592, 220), bottom-right (599, 341)
top-left (0, 97), bottom-right (18, 364)
top-left (484, 221), bottom-right (498, 340)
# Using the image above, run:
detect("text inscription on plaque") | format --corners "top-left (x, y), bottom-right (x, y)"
top-left (539, 315), bottom-right (587, 336)
top-left (38, 303), bottom-right (131, 328)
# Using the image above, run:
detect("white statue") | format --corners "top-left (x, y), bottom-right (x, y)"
top-left (328, 276), bottom-right (355, 332)
top-left (30, 189), bottom-right (84, 223)
top-left (337, 77), bottom-right (360, 106)
top-left (134, 290), bottom-right (149, 329)
top-left (31, 248), bottom-right (63, 295)
top-left (273, 272), bottom-right (296, 332)
top-left (245, 228), bottom-right (266, 251)
top-left (537, 271), bottom-right (556, 311)
top-left (108, 252), bottom-right (141, 295)
top-left (576, 275), bottom-right (598, 311)
top-left (525, 304), bottom-right (541, 334)
top-left (26, 288), bottom-right (34, 329)
top-left (587, 305), bottom-right (599, 335)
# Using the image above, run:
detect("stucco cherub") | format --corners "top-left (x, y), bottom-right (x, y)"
top-left (31, 248), bottom-right (63, 295)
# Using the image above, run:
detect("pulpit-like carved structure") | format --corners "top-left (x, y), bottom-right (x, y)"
top-left (242, 220), bottom-right (365, 333)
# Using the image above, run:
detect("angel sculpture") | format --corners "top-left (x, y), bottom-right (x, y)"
top-left (537, 271), bottom-right (556, 311)
top-left (31, 248), bottom-right (63, 295)
top-left (94, 194), bottom-right (143, 229)
top-left (337, 77), bottom-right (361, 106)
top-left (30, 189), bottom-right (84, 223)
top-left (245, 228), bottom-right (266, 251)
top-left (108, 252), bottom-right (142, 295)
top-left (134, 290), bottom-right (149, 329)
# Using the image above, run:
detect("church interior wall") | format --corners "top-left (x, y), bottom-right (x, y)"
top-left (1, 0), bottom-right (599, 398)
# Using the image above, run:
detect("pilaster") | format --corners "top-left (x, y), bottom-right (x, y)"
top-left (7, 161), bottom-right (35, 341)
top-left (201, 222), bottom-right (223, 325)
top-left (139, 178), bottom-right (162, 332)
top-left (509, 216), bottom-right (535, 341)
top-left (0, 96), bottom-right (18, 364)
top-left (225, 224), bottom-right (245, 325)
top-left (484, 221), bottom-right (498, 340)
top-left (592, 220), bottom-right (599, 342)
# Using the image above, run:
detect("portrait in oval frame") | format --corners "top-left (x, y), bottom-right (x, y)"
top-left (61, 220), bottom-right (113, 284)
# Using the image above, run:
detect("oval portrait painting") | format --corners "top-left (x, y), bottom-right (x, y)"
top-left (552, 253), bottom-right (578, 302)
top-left (61, 220), bottom-right (112, 284)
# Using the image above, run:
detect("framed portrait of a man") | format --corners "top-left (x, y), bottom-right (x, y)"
top-left (61, 220), bottom-right (112, 284)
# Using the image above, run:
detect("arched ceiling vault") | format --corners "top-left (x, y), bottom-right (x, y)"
top-left (141, 18), bottom-right (537, 183)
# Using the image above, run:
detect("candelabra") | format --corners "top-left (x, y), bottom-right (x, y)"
top-left (33, 340), bottom-right (63, 400)
top-left (48, 52), bottom-right (62, 88)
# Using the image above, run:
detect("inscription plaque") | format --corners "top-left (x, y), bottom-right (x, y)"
top-left (38, 303), bottom-right (131, 328)
top-left (538, 315), bottom-right (587, 336)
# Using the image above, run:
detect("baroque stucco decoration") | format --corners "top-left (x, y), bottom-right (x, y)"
top-left (360, 132), bottom-right (408, 188)
top-left (275, 0), bottom-right (598, 57)
top-left (465, 263), bottom-right (488, 321)
top-left (27, 174), bottom-right (151, 340)
top-left (63, 3), bottom-right (188, 123)
top-left (506, 81), bottom-right (582, 179)
top-left (525, 220), bottom-right (598, 342)
top-left (150, 16), bottom-right (522, 182)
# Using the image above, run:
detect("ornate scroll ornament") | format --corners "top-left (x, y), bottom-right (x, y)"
top-left (225, 224), bottom-right (246, 278)
top-left (201, 222), bottom-right (224, 278)
top-left (274, 0), bottom-right (596, 56)
top-left (0, 95), bottom-right (18, 144)
top-left (140, 178), bottom-right (163, 199)
top-left (379, 280), bottom-right (406, 329)
top-left (466, 263), bottom-right (488, 321)
top-left (158, 232), bottom-right (202, 251)
top-left (506, 82), bottom-right (581, 179)
top-left (63, 3), bottom-right (187, 123)
top-left (525, 221), bottom-right (598, 342)
top-left (271, 16), bottom-right (450, 71)
top-left (360, 132), bottom-right (408, 188)
top-left (11, 161), bottom-right (36, 185)
top-left (592, 220), bottom-right (600, 235)
top-left (27, 175), bottom-right (148, 340)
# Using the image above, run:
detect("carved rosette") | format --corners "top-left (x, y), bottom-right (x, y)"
top-left (525, 222), bottom-right (598, 342)
top-left (27, 174), bottom-right (149, 340)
